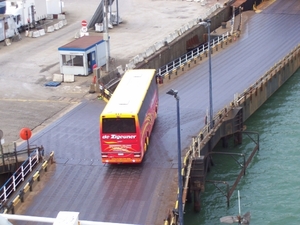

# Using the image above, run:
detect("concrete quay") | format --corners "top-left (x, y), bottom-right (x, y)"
top-left (0, 0), bottom-right (228, 148)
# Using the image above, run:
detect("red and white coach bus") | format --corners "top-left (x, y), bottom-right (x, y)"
top-left (100, 69), bottom-right (159, 163)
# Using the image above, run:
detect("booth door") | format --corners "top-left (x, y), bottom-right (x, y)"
top-left (87, 51), bottom-right (96, 74)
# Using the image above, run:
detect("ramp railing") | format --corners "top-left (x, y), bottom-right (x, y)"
top-left (0, 148), bottom-right (41, 206)
top-left (156, 32), bottom-right (230, 78)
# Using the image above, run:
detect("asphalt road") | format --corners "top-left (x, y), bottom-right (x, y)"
top-left (0, 0), bottom-right (226, 146)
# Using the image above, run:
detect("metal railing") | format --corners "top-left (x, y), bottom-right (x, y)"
top-left (156, 32), bottom-right (230, 78)
top-left (0, 148), bottom-right (41, 206)
top-left (235, 44), bottom-right (300, 107)
top-left (98, 32), bottom-right (231, 101)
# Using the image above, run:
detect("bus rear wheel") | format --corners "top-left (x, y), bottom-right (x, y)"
top-left (144, 137), bottom-right (149, 152)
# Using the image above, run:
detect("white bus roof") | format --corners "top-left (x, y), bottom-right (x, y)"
top-left (101, 69), bottom-right (156, 116)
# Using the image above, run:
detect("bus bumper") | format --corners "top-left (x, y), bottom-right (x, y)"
top-left (102, 157), bottom-right (142, 164)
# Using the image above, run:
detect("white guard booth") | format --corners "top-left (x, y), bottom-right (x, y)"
top-left (58, 36), bottom-right (106, 76)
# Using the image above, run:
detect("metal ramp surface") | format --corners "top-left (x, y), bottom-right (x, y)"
top-left (88, 0), bottom-right (115, 29)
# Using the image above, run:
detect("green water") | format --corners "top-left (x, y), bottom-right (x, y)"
top-left (184, 68), bottom-right (300, 225)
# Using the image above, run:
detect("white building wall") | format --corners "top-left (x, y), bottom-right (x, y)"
top-left (46, 0), bottom-right (62, 15)
top-left (62, 66), bottom-right (86, 75)
top-left (33, 0), bottom-right (47, 21)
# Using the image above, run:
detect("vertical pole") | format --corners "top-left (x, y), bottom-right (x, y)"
top-left (26, 135), bottom-right (30, 157)
top-left (4, 17), bottom-right (6, 40)
top-left (109, 0), bottom-right (112, 18)
top-left (0, 141), bottom-right (5, 173)
top-left (0, 130), bottom-right (4, 169)
top-left (238, 190), bottom-right (241, 215)
top-left (14, 142), bottom-right (18, 166)
top-left (226, 183), bottom-right (230, 207)
top-left (105, 0), bottom-right (110, 72)
top-left (239, 7), bottom-right (243, 31)
top-left (243, 155), bottom-right (246, 175)
top-left (60, 0), bottom-right (63, 14)
top-left (207, 20), bottom-right (213, 129)
top-left (176, 96), bottom-right (183, 225)
top-left (116, 0), bottom-right (119, 25)
top-left (231, 6), bottom-right (235, 35)
top-left (96, 67), bottom-right (100, 93)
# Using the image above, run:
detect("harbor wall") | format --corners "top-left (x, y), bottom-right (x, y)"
top-left (237, 46), bottom-right (300, 121)
top-left (135, 4), bottom-right (233, 70)
top-left (134, 0), bottom-right (264, 71)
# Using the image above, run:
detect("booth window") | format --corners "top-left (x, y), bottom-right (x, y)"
top-left (62, 55), bottom-right (84, 67)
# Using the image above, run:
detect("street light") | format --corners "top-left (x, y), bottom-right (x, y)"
top-left (166, 89), bottom-right (183, 225)
top-left (199, 19), bottom-right (213, 130)
top-left (104, 0), bottom-right (110, 72)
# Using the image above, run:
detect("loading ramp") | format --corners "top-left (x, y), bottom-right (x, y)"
top-left (88, 0), bottom-right (119, 30)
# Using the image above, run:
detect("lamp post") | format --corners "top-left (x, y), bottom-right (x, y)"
top-left (166, 89), bottom-right (183, 225)
top-left (104, 0), bottom-right (110, 72)
top-left (199, 19), bottom-right (213, 129)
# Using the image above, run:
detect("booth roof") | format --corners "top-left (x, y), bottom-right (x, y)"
top-left (58, 36), bottom-right (104, 51)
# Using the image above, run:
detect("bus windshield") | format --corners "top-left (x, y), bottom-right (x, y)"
top-left (102, 118), bottom-right (136, 134)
